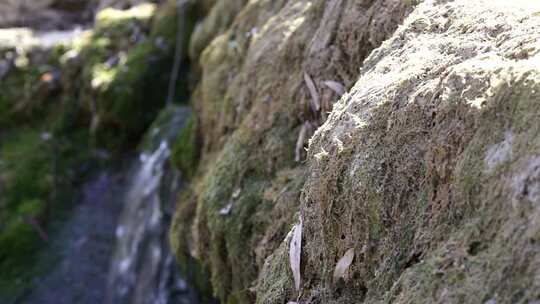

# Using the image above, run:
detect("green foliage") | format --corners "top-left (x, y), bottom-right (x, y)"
top-left (94, 40), bottom-right (169, 150)
top-left (0, 66), bottom-right (42, 127)
top-left (0, 129), bottom-right (92, 296)
top-left (0, 0), bottom-right (194, 298)
top-left (77, 2), bottom-right (194, 151)
top-left (1, 131), bottom-right (52, 208)
top-left (0, 131), bottom-right (51, 294)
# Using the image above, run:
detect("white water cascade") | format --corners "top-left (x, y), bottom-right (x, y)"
top-left (106, 106), bottom-right (196, 304)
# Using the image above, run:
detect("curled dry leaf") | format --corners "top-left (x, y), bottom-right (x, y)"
top-left (295, 122), bottom-right (309, 162)
top-left (304, 72), bottom-right (320, 112)
top-left (323, 80), bottom-right (346, 96)
top-left (289, 217), bottom-right (303, 291)
top-left (333, 248), bottom-right (355, 283)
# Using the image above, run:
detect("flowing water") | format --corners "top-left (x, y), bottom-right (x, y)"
top-left (12, 106), bottom-right (198, 304)
top-left (106, 105), bottom-right (196, 304)
top-left (1, 1), bottom-right (198, 302)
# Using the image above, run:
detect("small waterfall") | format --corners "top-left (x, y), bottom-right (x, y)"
top-left (107, 106), bottom-right (197, 304)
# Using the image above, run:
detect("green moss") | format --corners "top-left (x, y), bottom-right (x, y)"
top-left (190, 125), bottom-right (299, 303)
top-left (171, 118), bottom-right (199, 178)
top-left (0, 0), bottom-right (196, 298)
top-left (0, 131), bottom-right (51, 294)
top-left (151, 0), bottom-right (202, 54)
top-left (170, 190), bottom-right (216, 302)
top-left (1, 131), bottom-right (52, 206)
top-left (0, 126), bottom-right (92, 296)
top-left (0, 66), bottom-right (42, 127)
top-left (93, 41), bottom-right (163, 148)
top-left (0, 216), bottom-right (43, 293)
top-left (255, 233), bottom-right (295, 304)
top-left (79, 2), bottom-right (195, 151)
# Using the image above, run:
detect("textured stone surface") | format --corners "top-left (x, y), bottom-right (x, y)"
top-left (171, 0), bottom-right (540, 303)
top-left (170, 0), bottom-right (413, 303)
top-left (296, 1), bottom-right (540, 303)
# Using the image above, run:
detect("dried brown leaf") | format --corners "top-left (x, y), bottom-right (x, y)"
top-left (295, 122), bottom-right (309, 162)
top-left (304, 72), bottom-right (320, 112)
top-left (289, 217), bottom-right (303, 291)
top-left (333, 248), bottom-right (355, 283)
top-left (323, 80), bottom-right (346, 96)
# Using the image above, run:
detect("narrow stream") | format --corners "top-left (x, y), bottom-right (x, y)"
top-left (14, 106), bottom-right (198, 304)
top-left (1, 2), bottom-right (198, 302)
top-left (107, 106), bottom-right (196, 304)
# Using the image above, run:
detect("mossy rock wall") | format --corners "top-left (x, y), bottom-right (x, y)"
top-left (170, 0), bottom-right (414, 303)
top-left (170, 0), bottom-right (540, 303)
top-left (289, 1), bottom-right (540, 304)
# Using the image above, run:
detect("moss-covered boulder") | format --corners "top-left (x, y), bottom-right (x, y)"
top-left (284, 1), bottom-right (540, 303)
top-left (170, 0), bottom-right (540, 303)
top-left (170, 0), bottom-right (413, 303)
top-left (73, 3), bottom-right (168, 150)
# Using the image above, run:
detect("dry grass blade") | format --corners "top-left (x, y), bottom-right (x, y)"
top-left (304, 72), bottom-right (320, 112)
top-left (323, 80), bottom-right (346, 96)
top-left (289, 217), bottom-right (303, 291)
top-left (333, 248), bottom-right (354, 283)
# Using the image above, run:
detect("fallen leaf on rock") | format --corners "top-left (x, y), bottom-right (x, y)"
top-left (333, 248), bottom-right (355, 282)
top-left (295, 122), bottom-right (309, 162)
top-left (218, 203), bottom-right (232, 215)
top-left (289, 217), bottom-right (303, 291)
top-left (323, 80), bottom-right (346, 96)
top-left (304, 72), bottom-right (320, 112)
